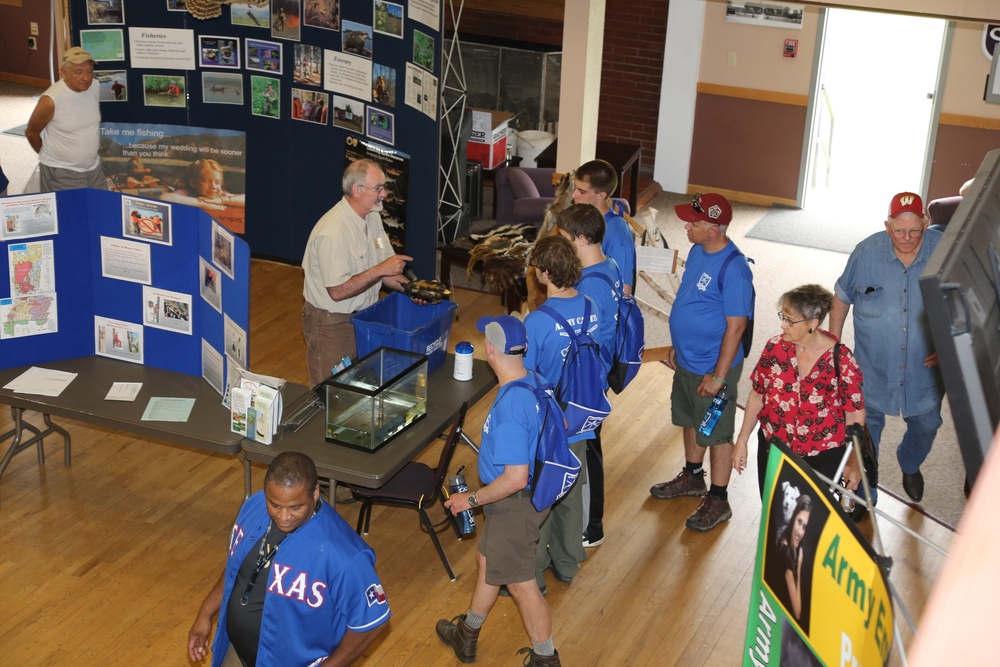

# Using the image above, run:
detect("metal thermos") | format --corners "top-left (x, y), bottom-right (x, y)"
top-left (697, 384), bottom-right (730, 437)
top-left (448, 468), bottom-right (477, 536)
top-left (453, 342), bottom-right (474, 381)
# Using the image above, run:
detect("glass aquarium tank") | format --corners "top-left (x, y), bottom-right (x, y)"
top-left (324, 347), bottom-right (428, 452)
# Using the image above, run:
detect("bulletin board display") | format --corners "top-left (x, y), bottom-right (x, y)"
top-left (0, 188), bottom-right (250, 382)
top-left (70, 0), bottom-right (444, 278)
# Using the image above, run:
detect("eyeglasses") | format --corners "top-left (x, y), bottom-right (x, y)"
top-left (889, 227), bottom-right (923, 239)
top-left (359, 184), bottom-right (387, 195)
top-left (777, 312), bottom-right (806, 325)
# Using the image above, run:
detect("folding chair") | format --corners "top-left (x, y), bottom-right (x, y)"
top-left (350, 401), bottom-right (469, 581)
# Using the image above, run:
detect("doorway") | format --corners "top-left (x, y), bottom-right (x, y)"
top-left (804, 9), bottom-right (947, 216)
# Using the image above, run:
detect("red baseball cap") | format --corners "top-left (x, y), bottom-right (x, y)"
top-left (675, 193), bottom-right (733, 226)
top-left (888, 192), bottom-right (925, 219)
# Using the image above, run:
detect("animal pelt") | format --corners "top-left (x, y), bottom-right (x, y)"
top-left (465, 228), bottom-right (536, 290)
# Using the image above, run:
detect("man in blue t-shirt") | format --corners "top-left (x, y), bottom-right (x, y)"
top-left (571, 159), bottom-right (636, 296)
top-left (650, 193), bottom-right (753, 532)
top-left (557, 203), bottom-right (622, 549)
top-left (436, 315), bottom-right (563, 667)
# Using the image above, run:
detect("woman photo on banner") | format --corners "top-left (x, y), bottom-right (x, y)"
top-left (732, 284), bottom-right (866, 499)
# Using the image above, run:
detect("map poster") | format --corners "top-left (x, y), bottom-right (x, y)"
top-left (1, 293), bottom-right (58, 340)
top-left (1, 193), bottom-right (58, 241)
top-left (8, 240), bottom-right (55, 297)
top-left (94, 315), bottom-right (144, 364)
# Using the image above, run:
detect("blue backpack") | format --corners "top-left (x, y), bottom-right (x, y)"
top-left (500, 373), bottom-right (579, 512)
top-left (718, 247), bottom-right (756, 359)
top-left (580, 271), bottom-right (645, 394)
top-left (537, 299), bottom-right (613, 438)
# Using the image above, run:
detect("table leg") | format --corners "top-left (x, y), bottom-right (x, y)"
top-left (43, 413), bottom-right (71, 467)
top-left (242, 452), bottom-right (252, 500)
top-left (0, 409), bottom-right (71, 499)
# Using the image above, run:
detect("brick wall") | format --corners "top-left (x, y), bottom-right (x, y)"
top-left (451, 2), bottom-right (669, 177)
top-left (444, 9), bottom-right (563, 47)
top-left (599, 0), bottom-right (669, 176)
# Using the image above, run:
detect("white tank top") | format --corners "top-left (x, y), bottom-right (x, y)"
top-left (38, 79), bottom-right (102, 172)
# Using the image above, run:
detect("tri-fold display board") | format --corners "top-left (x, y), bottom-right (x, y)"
top-left (0, 188), bottom-right (250, 391)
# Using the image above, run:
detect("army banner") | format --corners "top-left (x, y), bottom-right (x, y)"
top-left (743, 439), bottom-right (893, 666)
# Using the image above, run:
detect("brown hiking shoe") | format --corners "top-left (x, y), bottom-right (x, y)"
top-left (517, 647), bottom-right (562, 666)
top-left (685, 494), bottom-right (732, 532)
top-left (650, 469), bottom-right (707, 499)
top-left (436, 615), bottom-right (480, 663)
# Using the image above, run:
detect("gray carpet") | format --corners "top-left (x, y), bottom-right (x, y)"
top-left (745, 204), bottom-right (877, 254)
top-left (2, 123), bottom-right (27, 137)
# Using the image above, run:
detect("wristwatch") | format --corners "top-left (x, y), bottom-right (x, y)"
top-left (468, 493), bottom-right (479, 507)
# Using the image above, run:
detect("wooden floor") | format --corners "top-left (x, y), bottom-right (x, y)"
top-left (0, 260), bottom-right (954, 666)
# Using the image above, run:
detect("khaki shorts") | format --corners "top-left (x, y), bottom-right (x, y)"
top-left (478, 493), bottom-right (547, 586)
top-left (670, 362), bottom-right (743, 446)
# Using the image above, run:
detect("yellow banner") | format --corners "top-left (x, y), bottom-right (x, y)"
top-left (743, 439), bottom-right (893, 666)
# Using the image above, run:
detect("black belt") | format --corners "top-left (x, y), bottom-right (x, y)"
top-left (510, 489), bottom-right (532, 499)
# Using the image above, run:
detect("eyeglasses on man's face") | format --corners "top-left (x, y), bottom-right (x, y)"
top-left (777, 312), bottom-right (806, 325)
top-left (359, 184), bottom-right (387, 195)
top-left (888, 227), bottom-right (923, 239)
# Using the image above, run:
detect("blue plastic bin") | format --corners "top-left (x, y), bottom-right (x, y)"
top-left (351, 293), bottom-right (457, 372)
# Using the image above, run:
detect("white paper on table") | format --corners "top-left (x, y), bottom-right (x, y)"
top-left (106, 382), bottom-right (142, 401)
top-left (636, 246), bottom-right (680, 274)
top-left (3, 366), bottom-right (77, 396)
top-left (141, 397), bottom-right (195, 422)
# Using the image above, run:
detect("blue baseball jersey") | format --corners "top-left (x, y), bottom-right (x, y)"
top-left (211, 492), bottom-right (390, 667)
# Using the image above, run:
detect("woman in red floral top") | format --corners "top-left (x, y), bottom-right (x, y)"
top-left (733, 284), bottom-right (866, 495)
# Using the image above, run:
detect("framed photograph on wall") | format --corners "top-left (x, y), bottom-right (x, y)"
top-left (199, 36), bottom-right (240, 69)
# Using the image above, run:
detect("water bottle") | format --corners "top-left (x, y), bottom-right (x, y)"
top-left (453, 342), bottom-right (474, 381)
top-left (697, 384), bottom-right (730, 437)
top-left (448, 467), bottom-right (477, 536)
top-left (841, 486), bottom-right (855, 513)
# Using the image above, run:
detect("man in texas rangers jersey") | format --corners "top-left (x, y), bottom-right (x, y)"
top-left (188, 452), bottom-right (390, 666)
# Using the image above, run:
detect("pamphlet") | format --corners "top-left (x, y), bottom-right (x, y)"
top-left (233, 378), bottom-right (282, 445)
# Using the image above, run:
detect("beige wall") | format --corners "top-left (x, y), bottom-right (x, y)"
top-left (942, 21), bottom-right (1000, 119)
top-left (699, 2), bottom-right (819, 95)
top-left (700, 2), bottom-right (1000, 121)
top-left (802, 0), bottom-right (997, 23)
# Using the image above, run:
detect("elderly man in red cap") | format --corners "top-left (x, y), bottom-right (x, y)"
top-left (26, 46), bottom-right (107, 192)
top-left (649, 193), bottom-right (755, 532)
top-left (830, 192), bottom-right (945, 504)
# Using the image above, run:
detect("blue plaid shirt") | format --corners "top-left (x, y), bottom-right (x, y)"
top-left (834, 229), bottom-right (945, 417)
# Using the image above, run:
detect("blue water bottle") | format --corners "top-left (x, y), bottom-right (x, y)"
top-left (448, 467), bottom-right (477, 536)
top-left (697, 384), bottom-right (730, 437)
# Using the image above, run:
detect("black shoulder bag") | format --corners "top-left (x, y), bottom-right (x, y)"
top-left (833, 342), bottom-right (879, 492)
